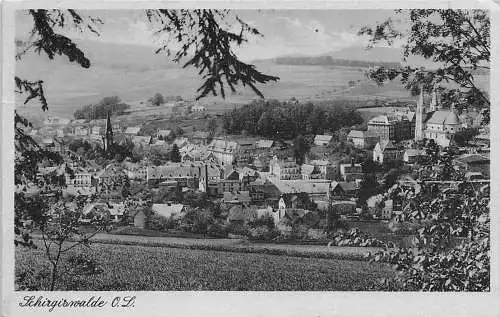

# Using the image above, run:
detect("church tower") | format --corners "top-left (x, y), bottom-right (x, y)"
top-left (429, 84), bottom-right (439, 112)
top-left (103, 111), bottom-right (113, 151)
top-left (414, 86), bottom-right (425, 141)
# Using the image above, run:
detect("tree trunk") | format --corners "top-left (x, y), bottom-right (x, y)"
top-left (49, 263), bottom-right (58, 291)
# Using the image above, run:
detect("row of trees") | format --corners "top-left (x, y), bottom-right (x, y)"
top-left (73, 96), bottom-right (130, 120)
top-left (274, 55), bottom-right (401, 69)
top-left (222, 99), bottom-right (363, 139)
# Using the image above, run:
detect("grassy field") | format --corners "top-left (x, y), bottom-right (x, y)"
top-left (16, 242), bottom-right (395, 291)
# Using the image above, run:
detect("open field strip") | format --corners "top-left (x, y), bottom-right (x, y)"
top-left (16, 241), bottom-right (395, 291)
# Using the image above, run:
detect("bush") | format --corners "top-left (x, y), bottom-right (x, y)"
top-left (247, 226), bottom-right (280, 241)
top-left (224, 222), bottom-right (249, 236)
top-left (149, 214), bottom-right (178, 231)
top-left (248, 215), bottom-right (275, 229)
top-left (207, 223), bottom-right (228, 238)
top-left (328, 228), bottom-right (390, 247)
top-left (306, 229), bottom-right (328, 240)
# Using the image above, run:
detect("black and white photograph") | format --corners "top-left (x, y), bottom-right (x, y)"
top-left (1, 1), bottom-right (499, 315)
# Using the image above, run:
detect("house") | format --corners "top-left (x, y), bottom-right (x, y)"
top-left (367, 112), bottom-right (415, 142)
top-left (328, 181), bottom-right (358, 201)
top-left (124, 126), bottom-right (141, 135)
top-left (453, 153), bottom-right (490, 178)
top-left (91, 126), bottom-right (102, 135)
top-left (302, 160), bottom-right (336, 180)
top-left (257, 139), bottom-right (274, 149)
top-left (381, 199), bottom-right (393, 220)
top-left (339, 162), bottom-right (363, 182)
top-left (133, 209), bottom-right (150, 229)
top-left (347, 130), bottom-right (379, 149)
top-left (191, 131), bottom-right (210, 145)
top-left (313, 134), bottom-right (333, 146)
top-left (222, 191), bottom-right (251, 205)
top-left (465, 171), bottom-right (484, 181)
top-left (267, 178), bottom-right (330, 202)
top-left (256, 206), bottom-right (274, 219)
top-left (203, 167), bottom-right (258, 197)
top-left (82, 202), bottom-right (126, 223)
top-left (157, 129), bottom-right (172, 139)
top-left (73, 126), bottom-right (89, 136)
top-left (173, 137), bottom-right (189, 148)
top-left (152, 203), bottom-right (185, 220)
top-left (147, 164), bottom-right (200, 188)
top-left (373, 140), bottom-right (401, 163)
top-left (132, 136), bottom-right (153, 146)
top-left (112, 124), bottom-right (122, 133)
top-left (403, 149), bottom-right (424, 164)
top-left (207, 138), bottom-right (239, 165)
top-left (252, 156), bottom-right (268, 172)
top-left (192, 104), bottom-right (207, 112)
top-left (269, 156), bottom-right (301, 180)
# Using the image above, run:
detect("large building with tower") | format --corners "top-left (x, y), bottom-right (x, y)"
top-left (414, 86), bottom-right (462, 147)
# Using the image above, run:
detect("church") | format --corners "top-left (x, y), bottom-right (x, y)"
top-left (415, 86), bottom-right (462, 147)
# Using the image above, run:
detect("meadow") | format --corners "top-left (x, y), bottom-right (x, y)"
top-left (15, 242), bottom-right (395, 291)
top-left (16, 40), bottom-right (418, 121)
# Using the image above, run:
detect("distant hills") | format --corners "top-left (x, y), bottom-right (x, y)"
top-left (253, 46), bottom-right (438, 69)
top-left (15, 40), bottom-right (488, 120)
top-left (273, 56), bottom-right (400, 69)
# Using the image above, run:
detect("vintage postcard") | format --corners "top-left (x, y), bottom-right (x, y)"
top-left (1, 0), bottom-right (499, 316)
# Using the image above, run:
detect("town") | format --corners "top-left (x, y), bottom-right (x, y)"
top-left (26, 85), bottom-right (490, 242)
top-left (12, 8), bottom-right (491, 294)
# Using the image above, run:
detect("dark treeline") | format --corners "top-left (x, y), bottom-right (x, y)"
top-left (274, 56), bottom-right (400, 69)
top-left (74, 96), bottom-right (131, 120)
top-left (222, 99), bottom-right (363, 139)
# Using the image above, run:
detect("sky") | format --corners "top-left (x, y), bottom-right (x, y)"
top-left (15, 9), bottom-right (403, 60)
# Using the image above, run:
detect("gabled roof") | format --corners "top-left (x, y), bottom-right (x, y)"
top-left (348, 130), bottom-right (365, 138)
top-left (268, 178), bottom-right (330, 195)
top-left (378, 140), bottom-right (397, 151)
top-left (404, 149), bottom-right (424, 157)
top-left (257, 139), bottom-right (274, 148)
top-left (124, 126), bottom-right (141, 135)
top-left (426, 110), bottom-right (459, 125)
top-left (132, 136), bottom-right (152, 144)
top-left (152, 203), bottom-right (185, 219)
top-left (454, 153), bottom-right (490, 164)
top-left (314, 135), bottom-right (333, 142)
top-left (330, 181), bottom-right (357, 192)
top-left (157, 129), bottom-right (172, 137)
top-left (368, 115), bottom-right (398, 125)
top-left (207, 138), bottom-right (239, 153)
top-left (147, 164), bottom-right (200, 179)
top-left (309, 159), bottom-right (329, 166)
top-left (239, 166), bottom-right (259, 178)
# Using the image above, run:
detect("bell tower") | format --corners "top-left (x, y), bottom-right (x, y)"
top-left (103, 111), bottom-right (113, 151)
top-left (414, 86), bottom-right (425, 141)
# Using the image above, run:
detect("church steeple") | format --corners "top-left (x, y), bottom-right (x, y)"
top-left (429, 84), bottom-right (439, 112)
top-left (103, 111), bottom-right (113, 151)
top-left (414, 85), bottom-right (425, 141)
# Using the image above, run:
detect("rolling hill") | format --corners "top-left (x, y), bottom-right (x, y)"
top-left (15, 40), bottom-right (488, 121)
